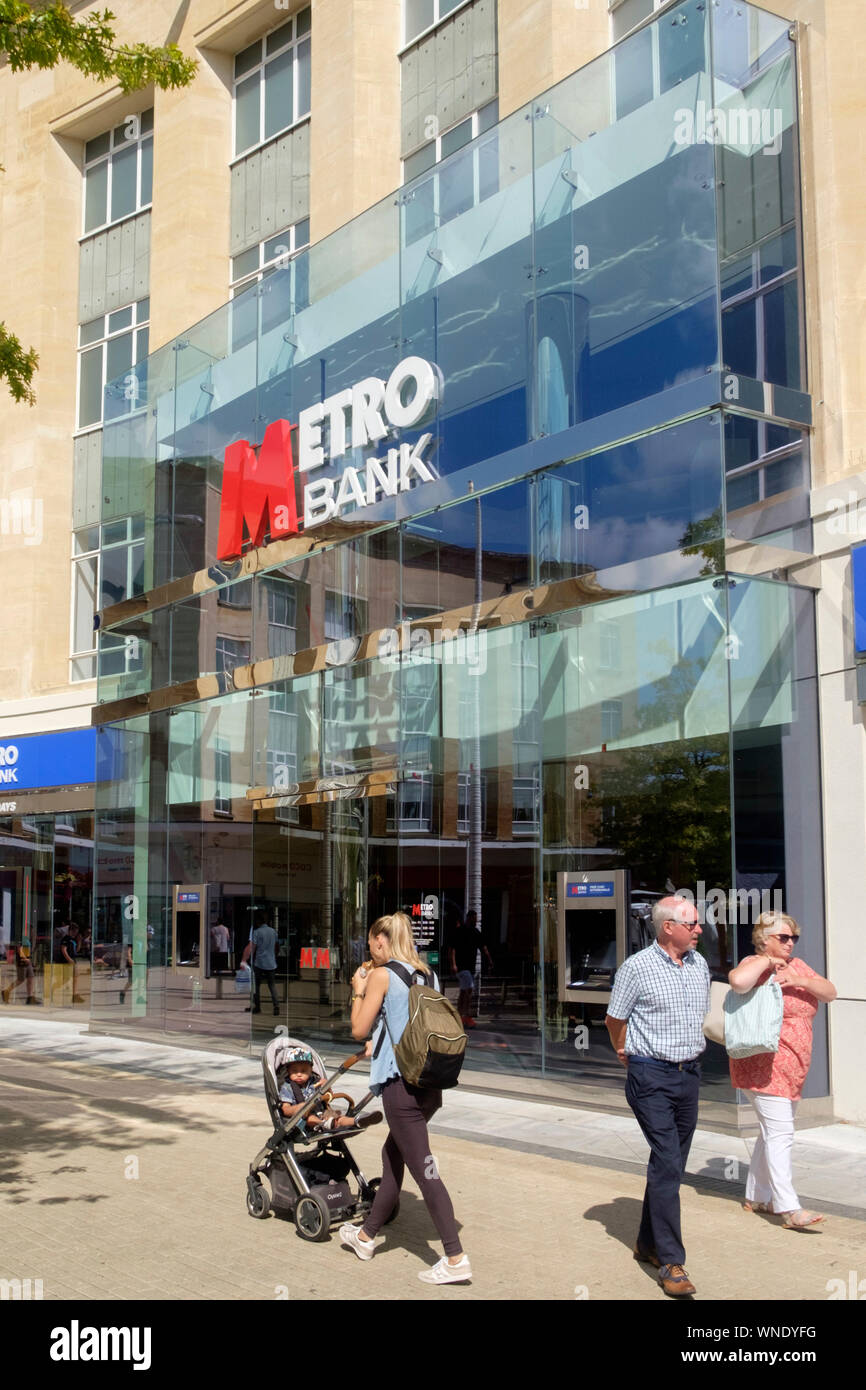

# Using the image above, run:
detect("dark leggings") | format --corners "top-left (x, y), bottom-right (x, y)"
top-left (361, 1077), bottom-right (462, 1256)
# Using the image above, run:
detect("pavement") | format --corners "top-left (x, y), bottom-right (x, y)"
top-left (1, 1015), bottom-right (864, 1302)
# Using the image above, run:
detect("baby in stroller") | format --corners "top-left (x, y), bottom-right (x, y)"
top-left (279, 1046), bottom-right (378, 1135)
top-left (247, 1035), bottom-right (392, 1241)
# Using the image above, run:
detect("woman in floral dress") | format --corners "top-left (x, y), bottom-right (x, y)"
top-left (728, 911), bottom-right (836, 1230)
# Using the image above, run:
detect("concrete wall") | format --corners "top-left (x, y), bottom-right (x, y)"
top-left (230, 124), bottom-right (310, 256)
top-left (309, 0), bottom-right (402, 240)
top-left (498, 0), bottom-right (608, 117)
top-left (79, 212), bottom-right (151, 323)
top-left (401, 0), bottom-right (498, 156)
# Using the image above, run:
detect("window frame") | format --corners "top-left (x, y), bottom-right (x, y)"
top-left (400, 101), bottom-right (499, 244)
top-left (609, 0), bottom-right (677, 44)
top-left (402, 0), bottom-right (472, 52)
top-left (232, 9), bottom-right (311, 161)
top-left (71, 516), bottom-right (146, 682)
top-left (213, 737), bottom-right (233, 816)
top-left (76, 299), bottom-right (151, 433)
top-left (81, 109), bottom-right (154, 237)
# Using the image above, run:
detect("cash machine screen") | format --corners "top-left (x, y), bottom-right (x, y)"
top-left (566, 908), bottom-right (617, 989)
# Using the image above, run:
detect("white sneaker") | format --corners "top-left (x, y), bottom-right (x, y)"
top-left (339, 1222), bottom-right (378, 1261)
top-left (418, 1254), bottom-right (472, 1284)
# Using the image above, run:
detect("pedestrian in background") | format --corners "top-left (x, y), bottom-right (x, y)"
top-left (245, 914), bottom-right (279, 1016)
top-left (728, 910), bottom-right (836, 1230)
top-left (448, 909), bottom-right (493, 1028)
top-left (605, 895), bottom-right (709, 1297)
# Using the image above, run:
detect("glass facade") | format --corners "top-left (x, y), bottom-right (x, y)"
top-left (0, 813), bottom-right (95, 1007)
top-left (93, 3), bottom-right (826, 1099)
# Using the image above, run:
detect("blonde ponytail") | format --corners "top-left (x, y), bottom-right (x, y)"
top-left (370, 912), bottom-right (430, 975)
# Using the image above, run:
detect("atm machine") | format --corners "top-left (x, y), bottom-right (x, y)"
top-left (171, 884), bottom-right (210, 978)
top-left (556, 869), bottom-right (629, 1007)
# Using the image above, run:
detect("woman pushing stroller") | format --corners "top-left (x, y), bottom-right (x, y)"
top-left (339, 912), bottom-right (472, 1285)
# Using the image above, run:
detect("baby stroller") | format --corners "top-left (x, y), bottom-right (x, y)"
top-left (246, 1035), bottom-right (395, 1242)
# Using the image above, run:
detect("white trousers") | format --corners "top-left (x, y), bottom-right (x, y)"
top-left (745, 1091), bottom-right (799, 1213)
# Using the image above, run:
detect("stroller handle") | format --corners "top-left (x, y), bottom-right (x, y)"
top-left (337, 1050), bottom-right (367, 1074)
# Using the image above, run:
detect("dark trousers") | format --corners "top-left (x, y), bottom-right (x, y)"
top-left (625, 1059), bottom-right (700, 1267)
top-left (253, 967), bottom-right (279, 1010)
top-left (362, 1077), bottom-right (462, 1257)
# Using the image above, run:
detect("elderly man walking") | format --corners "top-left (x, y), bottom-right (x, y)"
top-left (605, 895), bottom-right (710, 1297)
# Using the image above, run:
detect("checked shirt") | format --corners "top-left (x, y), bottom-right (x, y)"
top-left (608, 942), bottom-right (710, 1062)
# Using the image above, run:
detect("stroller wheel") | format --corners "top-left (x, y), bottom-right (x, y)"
top-left (246, 1179), bottom-right (271, 1219)
top-left (295, 1193), bottom-right (330, 1242)
top-left (367, 1178), bottom-right (399, 1225)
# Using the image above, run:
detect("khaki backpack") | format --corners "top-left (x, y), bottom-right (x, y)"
top-left (377, 961), bottom-right (467, 1088)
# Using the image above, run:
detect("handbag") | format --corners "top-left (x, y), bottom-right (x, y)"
top-left (703, 979), bottom-right (730, 1045)
top-left (723, 977), bottom-right (783, 1058)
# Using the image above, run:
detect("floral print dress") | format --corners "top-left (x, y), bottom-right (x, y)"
top-left (729, 958), bottom-right (819, 1100)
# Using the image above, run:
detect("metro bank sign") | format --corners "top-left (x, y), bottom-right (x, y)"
top-left (216, 356), bottom-right (441, 562)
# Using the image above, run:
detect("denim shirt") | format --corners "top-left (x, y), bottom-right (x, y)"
top-left (369, 960), bottom-right (437, 1095)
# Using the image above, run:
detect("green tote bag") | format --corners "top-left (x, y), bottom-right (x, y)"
top-left (723, 976), bottom-right (784, 1059)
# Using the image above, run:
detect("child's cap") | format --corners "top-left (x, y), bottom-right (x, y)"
top-left (284, 1046), bottom-right (314, 1065)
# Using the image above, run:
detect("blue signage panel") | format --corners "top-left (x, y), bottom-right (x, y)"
top-left (178, 892), bottom-right (200, 904)
top-left (568, 881), bottom-right (615, 898)
top-left (0, 728), bottom-right (96, 791)
top-left (853, 543), bottom-right (866, 658)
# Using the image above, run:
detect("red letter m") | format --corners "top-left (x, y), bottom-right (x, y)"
top-left (216, 419), bottom-right (299, 561)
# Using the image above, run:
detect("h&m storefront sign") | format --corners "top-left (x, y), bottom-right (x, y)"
top-left (217, 356), bottom-right (441, 562)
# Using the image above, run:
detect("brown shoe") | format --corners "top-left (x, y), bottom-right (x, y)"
top-left (633, 1243), bottom-right (662, 1269)
top-left (658, 1264), bottom-right (696, 1297)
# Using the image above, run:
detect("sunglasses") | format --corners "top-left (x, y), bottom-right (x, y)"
top-left (769, 934), bottom-right (798, 945)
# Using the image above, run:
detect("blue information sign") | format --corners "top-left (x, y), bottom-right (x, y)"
top-left (178, 892), bottom-right (201, 904)
top-left (567, 881), bottom-right (615, 898)
top-left (853, 543), bottom-right (866, 658)
top-left (0, 727), bottom-right (96, 791)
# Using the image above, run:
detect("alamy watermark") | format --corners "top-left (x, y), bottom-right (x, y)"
top-left (672, 882), bottom-right (784, 926)
top-left (826, 1270), bottom-right (865, 1299)
top-left (674, 103), bottom-right (783, 157)
top-left (379, 621), bottom-right (488, 675)
top-left (1, 1277), bottom-right (43, 1300)
top-left (0, 494), bottom-right (42, 547)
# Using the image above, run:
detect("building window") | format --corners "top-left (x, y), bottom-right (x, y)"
top-left (230, 221), bottom-right (310, 352)
top-left (610, 1), bottom-right (704, 121)
top-left (217, 578), bottom-right (253, 609)
top-left (402, 101), bottom-right (498, 246)
top-left (601, 700), bottom-right (623, 744)
top-left (214, 738), bottom-right (232, 815)
top-left (230, 220), bottom-right (310, 295)
top-left (457, 769), bottom-right (487, 834)
top-left (72, 517), bottom-right (146, 681)
top-left (83, 109), bottom-right (153, 235)
top-left (721, 227), bottom-right (802, 394)
top-left (610, 0), bottom-right (678, 42)
top-left (77, 299), bottom-right (150, 430)
top-left (233, 9), bottom-right (311, 158)
top-left (387, 774), bottom-right (433, 831)
top-left (265, 690), bottom-right (300, 826)
top-left (325, 591), bottom-right (368, 642)
top-left (598, 621), bottom-right (621, 672)
top-left (404, 0), bottom-right (466, 47)
top-left (724, 417), bottom-right (807, 512)
top-left (265, 579), bottom-right (298, 657)
top-left (215, 636), bottom-right (251, 674)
